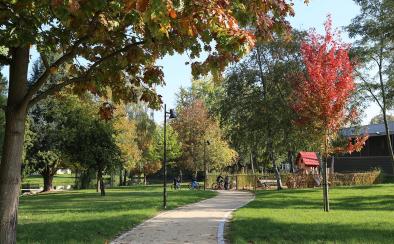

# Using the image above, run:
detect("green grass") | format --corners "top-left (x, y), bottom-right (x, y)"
top-left (22, 174), bottom-right (76, 187)
top-left (18, 185), bottom-right (216, 243)
top-left (229, 184), bottom-right (394, 244)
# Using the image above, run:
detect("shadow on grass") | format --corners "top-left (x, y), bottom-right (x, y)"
top-left (17, 187), bottom-right (215, 243)
top-left (230, 217), bottom-right (394, 244)
top-left (245, 185), bottom-right (394, 211)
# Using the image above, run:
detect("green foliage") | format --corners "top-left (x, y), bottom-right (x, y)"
top-left (0, 0), bottom-right (295, 109)
top-left (348, 0), bottom-right (394, 109)
top-left (113, 104), bottom-right (141, 172)
top-left (229, 184), bottom-right (394, 243)
top-left (172, 98), bottom-right (237, 173)
top-left (216, 31), bottom-right (320, 170)
top-left (148, 124), bottom-right (182, 163)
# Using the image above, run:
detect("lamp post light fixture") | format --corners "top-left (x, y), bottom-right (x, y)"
top-left (203, 140), bottom-right (210, 191)
top-left (163, 104), bottom-right (176, 209)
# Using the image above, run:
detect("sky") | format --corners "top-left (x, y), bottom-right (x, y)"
top-left (1, 0), bottom-right (380, 125)
top-left (155, 0), bottom-right (379, 125)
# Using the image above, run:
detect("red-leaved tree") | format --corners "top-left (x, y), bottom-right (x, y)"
top-left (293, 16), bottom-right (367, 212)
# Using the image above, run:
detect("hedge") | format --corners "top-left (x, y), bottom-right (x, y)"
top-left (285, 170), bottom-right (382, 189)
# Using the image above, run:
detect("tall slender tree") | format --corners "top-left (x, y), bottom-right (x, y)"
top-left (293, 16), bottom-right (365, 211)
top-left (347, 0), bottom-right (394, 174)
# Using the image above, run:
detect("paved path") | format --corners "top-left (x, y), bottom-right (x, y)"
top-left (112, 191), bottom-right (254, 244)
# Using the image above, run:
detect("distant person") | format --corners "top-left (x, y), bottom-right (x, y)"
top-left (224, 175), bottom-right (230, 190)
top-left (216, 175), bottom-right (224, 190)
top-left (216, 175), bottom-right (224, 184)
top-left (191, 178), bottom-right (199, 189)
top-left (173, 176), bottom-right (181, 190)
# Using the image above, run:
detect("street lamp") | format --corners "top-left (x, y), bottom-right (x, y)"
top-left (163, 104), bottom-right (176, 209)
top-left (203, 140), bottom-right (210, 191)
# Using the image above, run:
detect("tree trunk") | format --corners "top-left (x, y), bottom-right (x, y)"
top-left (123, 169), bottom-right (127, 186)
top-left (288, 150), bottom-right (294, 173)
top-left (0, 47), bottom-right (30, 244)
top-left (119, 168), bottom-right (123, 186)
top-left (250, 152), bottom-right (255, 174)
top-left (96, 174), bottom-right (99, 193)
top-left (271, 154), bottom-right (283, 190)
top-left (322, 135), bottom-right (330, 212)
top-left (97, 170), bottom-right (105, 196)
top-left (382, 111), bottom-right (394, 174)
top-left (42, 167), bottom-right (55, 192)
top-left (143, 173), bottom-right (147, 185)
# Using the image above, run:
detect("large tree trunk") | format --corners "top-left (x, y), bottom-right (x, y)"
top-left (42, 167), bottom-right (55, 192)
top-left (0, 47), bottom-right (30, 244)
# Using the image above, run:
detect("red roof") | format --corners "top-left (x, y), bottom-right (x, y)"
top-left (297, 152), bottom-right (320, 167)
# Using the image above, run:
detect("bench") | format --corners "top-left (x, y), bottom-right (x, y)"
top-left (21, 183), bottom-right (41, 194)
top-left (257, 179), bottom-right (277, 189)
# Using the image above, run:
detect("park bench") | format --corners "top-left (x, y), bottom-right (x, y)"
top-left (257, 179), bottom-right (277, 189)
top-left (21, 183), bottom-right (41, 194)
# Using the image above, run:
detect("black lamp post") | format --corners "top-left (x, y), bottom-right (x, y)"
top-left (163, 104), bottom-right (176, 209)
top-left (203, 140), bottom-right (210, 191)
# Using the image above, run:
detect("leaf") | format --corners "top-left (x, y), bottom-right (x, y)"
top-left (136, 0), bottom-right (149, 12)
top-left (169, 9), bottom-right (177, 19)
top-left (49, 66), bottom-right (58, 74)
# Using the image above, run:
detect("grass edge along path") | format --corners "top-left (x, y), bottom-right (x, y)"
top-left (228, 184), bottom-right (394, 244)
top-left (17, 185), bottom-right (217, 244)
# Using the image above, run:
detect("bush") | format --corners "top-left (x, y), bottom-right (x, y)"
top-left (285, 173), bottom-right (318, 189)
top-left (331, 170), bottom-right (382, 186)
top-left (285, 170), bottom-right (382, 189)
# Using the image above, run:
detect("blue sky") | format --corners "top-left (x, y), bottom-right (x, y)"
top-left (1, 0), bottom-right (379, 124)
top-left (155, 0), bottom-right (379, 124)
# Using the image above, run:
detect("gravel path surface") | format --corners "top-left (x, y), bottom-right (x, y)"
top-left (111, 190), bottom-right (254, 244)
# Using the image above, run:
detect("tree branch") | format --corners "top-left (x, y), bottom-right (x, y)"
top-left (28, 77), bottom-right (81, 107)
top-left (27, 40), bottom-right (145, 107)
top-left (355, 69), bottom-right (383, 110)
top-left (22, 36), bottom-right (89, 107)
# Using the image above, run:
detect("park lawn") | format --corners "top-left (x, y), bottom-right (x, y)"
top-left (18, 185), bottom-right (216, 243)
top-left (22, 174), bottom-right (76, 187)
top-left (229, 184), bottom-right (394, 244)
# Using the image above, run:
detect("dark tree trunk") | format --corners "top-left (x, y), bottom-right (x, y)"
top-left (123, 169), bottom-right (127, 186)
top-left (119, 168), bottom-right (123, 186)
top-left (0, 47), bottom-right (30, 244)
top-left (79, 170), bottom-right (91, 189)
top-left (97, 170), bottom-right (105, 196)
top-left (288, 150), bottom-right (294, 173)
top-left (42, 167), bottom-right (55, 192)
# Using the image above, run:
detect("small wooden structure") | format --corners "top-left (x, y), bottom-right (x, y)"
top-left (296, 152), bottom-right (320, 174)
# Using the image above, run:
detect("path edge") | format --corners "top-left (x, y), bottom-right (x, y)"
top-left (111, 192), bottom-right (218, 243)
top-left (217, 192), bottom-right (256, 244)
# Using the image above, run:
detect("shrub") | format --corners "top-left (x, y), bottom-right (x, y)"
top-left (285, 170), bottom-right (382, 189)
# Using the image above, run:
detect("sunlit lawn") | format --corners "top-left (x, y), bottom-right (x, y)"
top-left (22, 174), bottom-right (75, 187)
top-left (18, 185), bottom-right (216, 243)
top-left (229, 184), bottom-right (394, 244)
